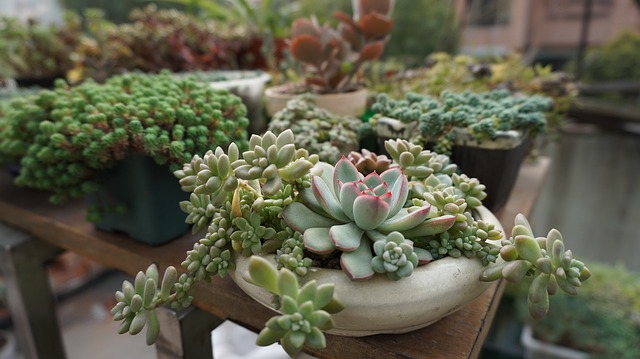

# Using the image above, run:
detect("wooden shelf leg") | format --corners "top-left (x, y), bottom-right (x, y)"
top-left (155, 306), bottom-right (224, 359)
top-left (0, 223), bottom-right (66, 359)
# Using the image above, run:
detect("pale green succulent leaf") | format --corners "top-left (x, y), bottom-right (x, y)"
top-left (414, 247), bottom-right (433, 264)
top-left (338, 181), bottom-right (360, 221)
top-left (312, 176), bottom-right (349, 221)
top-left (514, 234), bottom-right (543, 262)
top-left (330, 222), bottom-right (364, 251)
top-left (313, 284), bottom-right (337, 310)
top-left (248, 256), bottom-right (279, 294)
top-left (282, 331), bottom-right (305, 357)
top-left (340, 237), bottom-right (374, 280)
top-left (401, 215), bottom-right (456, 237)
top-left (353, 194), bottom-right (390, 230)
top-left (282, 202), bottom-right (341, 233)
top-left (502, 260), bottom-right (533, 282)
top-left (333, 157), bottom-right (361, 194)
top-left (303, 227), bottom-right (336, 254)
top-left (278, 270), bottom-right (299, 301)
top-left (528, 273), bottom-right (550, 320)
top-left (145, 310), bottom-right (160, 345)
top-left (377, 206), bottom-right (431, 232)
top-left (256, 327), bottom-right (284, 346)
top-left (297, 281), bottom-right (318, 305)
top-left (381, 168), bottom-right (408, 217)
top-left (306, 327), bottom-right (327, 349)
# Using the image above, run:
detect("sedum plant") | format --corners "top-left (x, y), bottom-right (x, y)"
top-left (112, 131), bottom-right (591, 357)
top-left (0, 72), bottom-right (249, 204)
top-left (267, 94), bottom-right (363, 163)
top-left (372, 89), bottom-right (552, 155)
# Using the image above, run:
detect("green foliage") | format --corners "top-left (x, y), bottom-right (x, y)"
top-left (248, 256), bottom-right (344, 357)
top-left (384, 0), bottom-right (459, 66)
top-left (372, 89), bottom-right (552, 155)
top-left (0, 72), bottom-right (248, 203)
top-left (115, 131), bottom-right (591, 357)
top-left (267, 95), bottom-right (363, 163)
top-left (579, 30), bottom-right (640, 83)
top-left (0, 13), bottom-right (82, 79)
top-left (481, 215), bottom-right (591, 320)
top-left (366, 53), bottom-right (575, 136)
top-left (512, 262), bottom-right (640, 359)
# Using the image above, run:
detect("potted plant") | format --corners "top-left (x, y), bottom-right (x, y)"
top-left (267, 94), bottom-right (363, 163)
top-left (0, 72), bottom-right (249, 245)
top-left (372, 89), bottom-right (552, 210)
top-left (516, 262), bottom-right (640, 359)
top-left (109, 130), bottom-right (591, 357)
top-left (0, 13), bottom-right (80, 88)
top-left (264, 0), bottom-right (394, 117)
top-left (175, 70), bottom-right (272, 136)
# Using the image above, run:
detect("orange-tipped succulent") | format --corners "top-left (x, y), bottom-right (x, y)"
top-left (289, 0), bottom-right (393, 93)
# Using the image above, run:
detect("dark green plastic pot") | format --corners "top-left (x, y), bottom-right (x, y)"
top-left (86, 156), bottom-right (189, 245)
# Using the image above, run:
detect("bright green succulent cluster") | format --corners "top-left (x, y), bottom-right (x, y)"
top-left (267, 94), bottom-right (363, 163)
top-left (113, 131), bottom-right (591, 358)
top-left (481, 214), bottom-right (592, 319)
top-left (372, 89), bottom-right (552, 155)
top-left (0, 72), bottom-right (249, 204)
top-left (248, 256), bottom-right (344, 357)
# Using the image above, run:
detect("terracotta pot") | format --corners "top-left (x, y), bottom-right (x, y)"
top-left (264, 85), bottom-right (367, 118)
top-left (229, 206), bottom-right (504, 337)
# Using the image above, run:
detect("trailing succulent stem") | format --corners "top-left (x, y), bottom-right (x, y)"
top-left (480, 214), bottom-right (591, 319)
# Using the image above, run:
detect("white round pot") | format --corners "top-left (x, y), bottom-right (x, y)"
top-left (0, 330), bottom-right (16, 359)
top-left (264, 85), bottom-right (367, 118)
top-left (230, 206), bottom-right (504, 337)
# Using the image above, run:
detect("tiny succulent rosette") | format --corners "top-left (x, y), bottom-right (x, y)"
top-left (113, 131), bottom-right (591, 358)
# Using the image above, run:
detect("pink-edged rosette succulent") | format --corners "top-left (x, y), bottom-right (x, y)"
top-left (282, 157), bottom-right (456, 280)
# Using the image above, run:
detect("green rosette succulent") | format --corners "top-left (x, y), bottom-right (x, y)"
top-left (282, 156), bottom-right (456, 280)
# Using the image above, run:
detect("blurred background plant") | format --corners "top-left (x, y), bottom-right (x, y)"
top-left (267, 94), bottom-right (362, 163)
top-left (0, 12), bottom-right (81, 85)
top-left (510, 261), bottom-right (640, 359)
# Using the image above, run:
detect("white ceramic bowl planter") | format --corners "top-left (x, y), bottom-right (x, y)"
top-left (230, 206), bottom-right (504, 337)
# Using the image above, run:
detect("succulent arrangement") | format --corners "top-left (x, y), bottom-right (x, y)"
top-left (287, 0), bottom-right (393, 93)
top-left (267, 94), bottom-right (363, 163)
top-left (0, 72), bottom-right (249, 204)
top-left (111, 130), bottom-right (591, 357)
top-left (372, 89), bottom-right (552, 155)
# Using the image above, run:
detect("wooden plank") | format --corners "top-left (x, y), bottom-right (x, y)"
top-left (0, 157), bottom-right (550, 359)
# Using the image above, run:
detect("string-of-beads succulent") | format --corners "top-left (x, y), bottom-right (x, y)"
top-left (1, 72), bottom-right (249, 204)
top-left (371, 89), bottom-right (552, 155)
top-left (267, 94), bottom-right (363, 164)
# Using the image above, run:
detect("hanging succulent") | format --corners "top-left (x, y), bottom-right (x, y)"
top-left (0, 72), bottom-right (249, 204)
top-left (112, 130), bottom-right (591, 358)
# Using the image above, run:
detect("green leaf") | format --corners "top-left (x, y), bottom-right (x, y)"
top-left (256, 327), bottom-right (284, 346)
top-left (340, 237), bottom-right (374, 280)
top-left (514, 234), bottom-right (542, 263)
top-left (248, 256), bottom-right (279, 294)
top-left (282, 202), bottom-right (341, 233)
top-left (145, 264), bottom-right (159, 283)
top-left (306, 327), bottom-right (327, 349)
top-left (160, 266), bottom-right (178, 300)
top-left (313, 284), bottom-right (336, 310)
top-left (330, 222), bottom-right (364, 251)
top-left (527, 273), bottom-right (550, 320)
top-left (303, 227), bottom-right (336, 255)
top-left (129, 310), bottom-right (147, 335)
top-left (297, 281), bottom-right (318, 306)
top-left (145, 310), bottom-right (160, 345)
top-left (278, 269), bottom-right (299, 301)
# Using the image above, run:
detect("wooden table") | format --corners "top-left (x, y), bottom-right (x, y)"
top-left (0, 158), bottom-right (550, 359)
